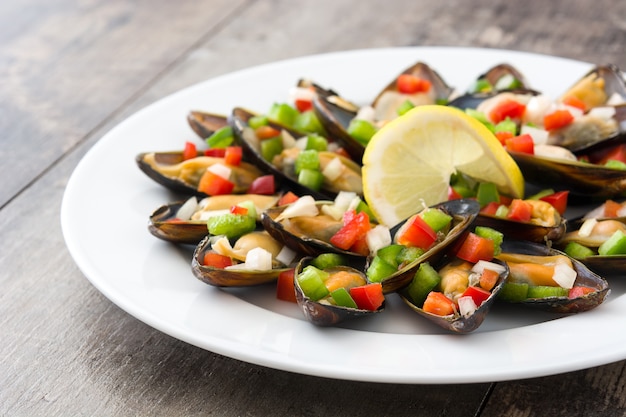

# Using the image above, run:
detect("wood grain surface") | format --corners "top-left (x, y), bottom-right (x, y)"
top-left (2, 0), bottom-right (626, 416)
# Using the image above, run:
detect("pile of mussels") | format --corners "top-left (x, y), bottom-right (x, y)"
top-left (136, 61), bottom-right (626, 333)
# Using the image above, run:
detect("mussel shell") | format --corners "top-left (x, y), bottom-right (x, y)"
top-left (498, 240), bottom-right (610, 313)
top-left (447, 88), bottom-right (540, 111)
top-left (230, 107), bottom-right (337, 200)
top-left (473, 63), bottom-right (531, 91)
top-left (572, 255), bottom-right (626, 279)
top-left (293, 257), bottom-right (384, 326)
top-left (380, 199), bottom-right (480, 294)
top-left (510, 151), bottom-right (626, 198)
top-left (561, 64), bottom-right (626, 106)
top-left (311, 95), bottom-right (363, 162)
top-left (187, 111), bottom-right (229, 140)
top-left (148, 200), bottom-right (210, 244)
top-left (261, 201), bottom-right (368, 259)
top-left (571, 104), bottom-right (626, 155)
top-left (399, 258), bottom-right (509, 334)
top-left (473, 213), bottom-right (567, 244)
top-left (191, 234), bottom-right (291, 287)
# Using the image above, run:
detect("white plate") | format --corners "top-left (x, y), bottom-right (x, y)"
top-left (61, 47), bottom-right (626, 384)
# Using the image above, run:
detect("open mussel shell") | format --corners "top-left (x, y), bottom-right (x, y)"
top-left (293, 257), bottom-right (384, 326)
top-left (187, 111), bottom-right (228, 139)
top-left (261, 201), bottom-right (368, 260)
top-left (473, 63), bottom-right (531, 92)
top-left (148, 201), bottom-right (210, 244)
top-left (473, 213), bottom-right (567, 244)
top-left (380, 199), bottom-right (480, 294)
top-left (499, 240), bottom-right (610, 313)
top-left (561, 64), bottom-right (626, 107)
top-left (571, 255), bottom-right (626, 279)
top-left (509, 151), bottom-right (626, 198)
top-left (399, 257), bottom-right (508, 334)
top-left (447, 87), bottom-right (540, 112)
top-left (570, 104), bottom-right (626, 155)
top-left (311, 94), bottom-right (363, 162)
top-left (191, 234), bottom-right (293, 287)
top-left (230, 107), bottom-right (338, 200)
top-left (136, 151), bottom-right (200, 195)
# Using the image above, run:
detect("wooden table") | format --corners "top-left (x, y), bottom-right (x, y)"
top-left (2, 0), bottom-right (626, 415)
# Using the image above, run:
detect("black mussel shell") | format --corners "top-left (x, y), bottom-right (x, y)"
top-left (311, 95), bottom-right (363, 163)
top-left (399, 257), bottom-right (509, 334)
top-left (498, 240), bottom-right (610, 313)
top-left (561, 64), bottom-right (626, 107)
top-left (191, 234), bottom-right (293, 287)
top-left (187, 111), bottom-right (229, 140)
top-left (380, 199), bottom-right (480, 294)
top-left (293, 257), bottom-right (384, 326)
top-left (447, 87), bottom-right (540, 111)
top-left (148, 200), bottom-right (210, 244)
top-left (472, 63), bottom-right (531, 92)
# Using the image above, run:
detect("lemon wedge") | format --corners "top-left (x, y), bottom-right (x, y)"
top-left (362, 105), bottom-right (524, 227)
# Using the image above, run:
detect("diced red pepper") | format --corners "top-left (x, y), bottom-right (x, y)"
top-left (295, 98), bottom-right (313, 113)
top-left (247, 174), bottom-right (276, 195)
top-left (349, 283), bottom-right (384, 311)
top-left (349, 236), bottom-right (370, 257)
top-left (330, 210), bottom-right (371, 250)
top-left (489, 99), bottom-right (526, 124)
top-left (277, 191), bottom-right (299, 206)
top-left (422, 291), bottom-right (456, 316)
top-left (505, 133), bottom-right (534, 154)
top-left (461, 286), bottom-right (491, 307)
top-left (205, 148), bottom-right (226, 157)
top-left (276, 268), bottom-right (297, 303)
top-left (229, 205), bottom-right (249, 216)
top-left (395, 214), bottom-right (437, 250)
top-left (224, 146), bottom-right (243, 166)
top-left (544, 109), bottom-right (574, 131)
top-left (480, 201), bottom-right (503, 216)
top-left (596, 144), bottom-right (626, 165)
top-left (539, 190), bottom-right (569, 215)
top-left (604, 200), bottom-right (623, 217)
top-left (255, 125), bottom-right (281, 140)
top-left (183, 141), bottom-right (198, 160)
top-left (506, 199), bottom-right (533, 222)
top-left (197, 170), bottom-right (235, 196)
top-left (396, 74), bottom-right (432, 94)
top-left (448, 186), bottom-right (463, 201)
top-left (456, 233), bottom-right (495, 263)
top-left (562, 95), bottom-right (587, 111)
top-left (479, 268), bottom-right (500, 291)
top-left (568, 286), bottom-right (595, 299)
top-left (495, 130), bottom-right (514, 145)
top-left (203, 252), bottom-right (233, 268)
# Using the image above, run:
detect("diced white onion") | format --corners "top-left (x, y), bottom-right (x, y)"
top-left (281, 129), bottom-right (297, 149)
top-left (275, 195), bottom-right (319, 221)
top-left (243, 247), bottom-right (273, 271)
top-left (562, 105), bottom-right (584, 119)
top-left (587, 106), bottom-right (616, 121)
top-left (322, 157), bottom-right (345, 182)
top-left (289, 85), bottom-right (316, 102)
top-left (607, 92), bottom-right (626, 106)
top-left (211, 236), bottom-right (234, 257)
top-left (175, 196), bottom-right (198, 220)
top-left (295, 136), bottom-right (308, 150)
top-left (366, 225), bottom-right (392, 256)
top-left (458, 296), bottom-right (477, 318)
top-left (355, 105), bottom-right (376, 123)
top-left (334, 191), bottom-right (358, 212)
top-left (196, 208), bottom-right (230, 221)
top-left (578, 218), bottom-right (598, 237)
top-left (520, 125), bottom-right (550, 145)
top-left (207, 163), bottom-right (231, 180)
top-left (552, 262), bottom-right (577, 289)
top-left (275, 245), bottom-right (297, 266)
top-left (471, 260), bottom-right (507, 275)
top-left (617, 205), bottom-right (626, 217)
top-left (525, 94), bottom-right (556, 126)
top-left (321, 204), bottom-right (345, 221)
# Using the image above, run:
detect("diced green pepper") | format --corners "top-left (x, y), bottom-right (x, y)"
top-left (267, 103), bottom-right (299, 127)
top-left (248, 115), bottom-right (269, 129)
top-left (297, 266), bottom-right (330, 301)
top-left (406, 262), bottom-right (441, 306)
top-left (564, 241), bottom-right (596, 259)
top-left (311, 253), bottom-right (347, 270)
top-left (494, 118), bottom-right (517, 136)
top-left (206, 126), bottom-right (234, 148)
top-left (366, 256), bottom-right (398, 283)
top-left (476, 182), bottom-right (500, 207)
top-left (396, 99), bottom-right (415, 116)
top-left (234, 200), bottom-right (257, 220)
top-left (376, 244), bottom-right (404, 268)
top-left (419, 208), bottom-right (452, 232)
top-left (295, 150), bottom-right (320, 174)
top-left (604, 160), bottom-right (626, 170)
top-left (465, 108), bottom-right (495, 132)
top-left (347, 119), bottom-right (377, 146)
top-left (527, 188), bottom-right (556, 200)
top-left (494, 74), bottom-right (522, 91)
top-left (527, 285), bottom-right (568, 299)
top-left (396, 246), bottom-right (425, 265)
top-left (260, 135), bottom-right (284, 162)
top-left (207, 213), bottom-right (256, 239)
top-left (330, 287), bottom-right (358, 308)
top-left (294, 111), bottom-right (326, 135)
top-left (355, 200), bottom-right (376, 222)
top-left (494, 205), bottom-right (509, 218)
top-left (298, 168), bottom-right (324, 191)
top-left (598, 230), bottom-right (626, 255)
top-left (498, 282), bottom-right (529, 302)
top-left (469, 79), bottom-right (493, 94)
top-left (305, 134), bottom-right (328, 152)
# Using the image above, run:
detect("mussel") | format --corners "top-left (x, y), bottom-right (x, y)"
top-left (187, 111), bottom-right (229, 140)
top-left (136, 151), bottom-right (263, 196)
top-left (496, 240), bottom-right (610, 313)
top-left (230, 107), bottom-right (362, 200)
top-left (560, 64), bottom-right (626, 109)
top-left (398, 256), bottom-right (509, 334)
top-left (191, 230), bottom-right (300, 287)
top-left (148, 194), bottom-right (280, 244)
top-left (293, 256), bottom-right (384, 326)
